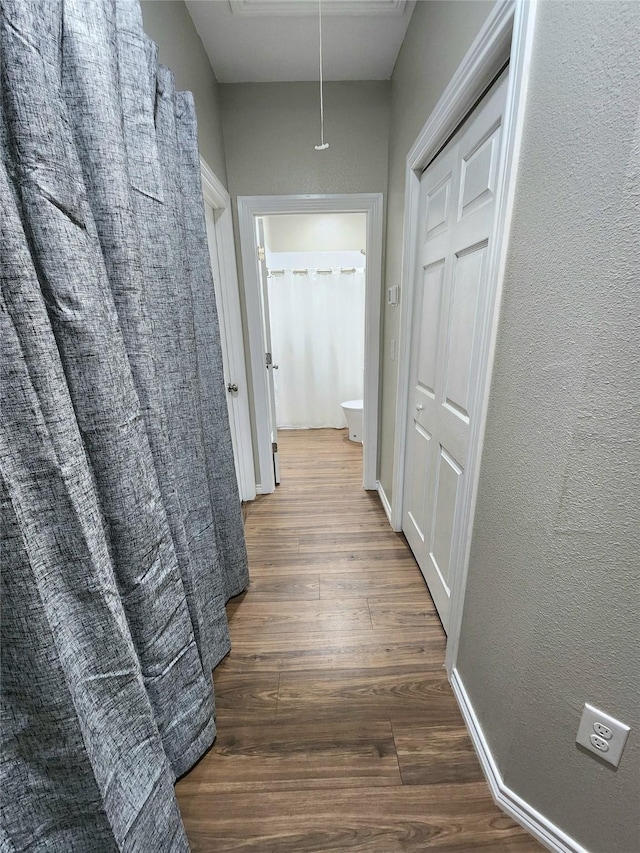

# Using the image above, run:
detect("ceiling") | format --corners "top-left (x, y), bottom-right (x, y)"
top-left (184, 0), bottom-right (417, 83)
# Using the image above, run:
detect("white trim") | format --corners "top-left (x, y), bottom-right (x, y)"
top-left (237, 193), bottom-right (384, 494)
top-left (388, 0), bottom-right (538, 673)
top-left (376, 481), bottom-right (393, 525)
top-left (200, 157), bottom-right (256, 501)
top-left (451, 669), bottom-right (589, 853)
top-left (200, 156), bottom-right (229, 209)
top-left (237, 200), bottom-right (279, 496)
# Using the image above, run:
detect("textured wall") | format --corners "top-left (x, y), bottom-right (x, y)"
top-left (457, 3), bottom-right (640, 851)
top-left (140, 0), bottom-right (228, 184)
top-left (263, 213), bottom-right (366, 254)
top-left (378, 0), bottom-right (492, 498)
top-left (220, 81), bottom-right (390, 199)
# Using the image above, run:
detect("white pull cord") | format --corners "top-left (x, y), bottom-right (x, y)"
top-left (314, 0), bottom-right (329, 150)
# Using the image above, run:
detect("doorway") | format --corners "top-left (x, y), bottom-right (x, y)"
top-left (262, 212), bottom-right (367, 463)
top-left (238, 194), bottom-right (384, 494)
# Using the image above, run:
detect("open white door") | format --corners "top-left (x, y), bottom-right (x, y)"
top-left (201, 177), bottom-right (255, 502)
top-left (203, 202), bottom-right (242, 491)
top-left (256, 218), bottom-right (280, 485)
top-left (199, 157), bottom-right (255, 501)
top-left (402, 75), bottom-right (507, 631)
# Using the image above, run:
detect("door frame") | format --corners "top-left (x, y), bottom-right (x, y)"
top-left (200, 157), bottom-right (256, 501)
top-left (237, 193), bottom-right (384, 494)
top-left (389, 0), bottom-right (538, 673)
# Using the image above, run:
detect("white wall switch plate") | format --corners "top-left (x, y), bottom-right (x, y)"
top-left (576, 703), bottom-right (630, 767)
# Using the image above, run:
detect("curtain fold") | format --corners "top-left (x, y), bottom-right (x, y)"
top-left (0, 0), bottom-right (249, 849)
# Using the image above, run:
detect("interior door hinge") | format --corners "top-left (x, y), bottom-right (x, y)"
top-left (272, 441), bottom-right (278, 453)
top-left (257, 246), bottom-right (265, 262)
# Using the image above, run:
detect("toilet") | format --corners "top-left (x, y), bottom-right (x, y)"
top-left (341, 399), bottom-right (363, 443)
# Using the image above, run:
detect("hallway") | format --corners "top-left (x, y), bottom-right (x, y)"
top-left (175, 429), bottom-right (544, 851)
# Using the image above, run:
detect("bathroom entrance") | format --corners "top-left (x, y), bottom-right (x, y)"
top-left (238, 194), bottom-right (383, 494)
top-left (261, 212), bottom-right (367, 476)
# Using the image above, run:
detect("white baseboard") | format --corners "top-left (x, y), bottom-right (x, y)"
top-left (255, 483), bottom-right (265, 495)
top-left (376, 481), bottom-right (393, 526)
top-left (450, 669), bottom-right (589, 853)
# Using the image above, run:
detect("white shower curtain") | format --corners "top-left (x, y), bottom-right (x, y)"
top-left (268, 265), bottom-right (365, 429)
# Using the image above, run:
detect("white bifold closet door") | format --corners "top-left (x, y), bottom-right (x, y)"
top-left (402, 74), bottom-right (507, 632)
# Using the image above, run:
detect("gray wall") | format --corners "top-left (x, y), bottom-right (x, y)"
top-left (378, 0), bottom-right (492, 498)
top-left (457, 3), bottom-right (640, 852)
top-left (220, 81), bottom-right (390, 199)
top-left (220, 80), bottom-right (390, 478)
top-left (136, 3), bottom-right (640, 848)
top-left (140, 0), bottom-right (228, 184)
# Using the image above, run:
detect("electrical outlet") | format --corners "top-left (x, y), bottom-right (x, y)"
top-left (576, 703), bottom-right (630, 767)
top-left (593, 722), bottom-right (612, 740)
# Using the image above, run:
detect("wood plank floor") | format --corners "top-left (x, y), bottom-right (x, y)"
top-left (177, 429), bottom-right (544, 852)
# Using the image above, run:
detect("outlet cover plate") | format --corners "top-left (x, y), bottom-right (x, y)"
top-left (576, 703), bottom-right (630, 767)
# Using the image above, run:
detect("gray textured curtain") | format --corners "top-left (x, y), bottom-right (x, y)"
top-left (0, 0), bottom-right (249, 848)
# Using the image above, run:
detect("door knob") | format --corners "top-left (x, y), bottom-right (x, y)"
top-left (416, 404), bottom-right (424, 411)
top-left (227, 382), bottom-right (238, 393)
